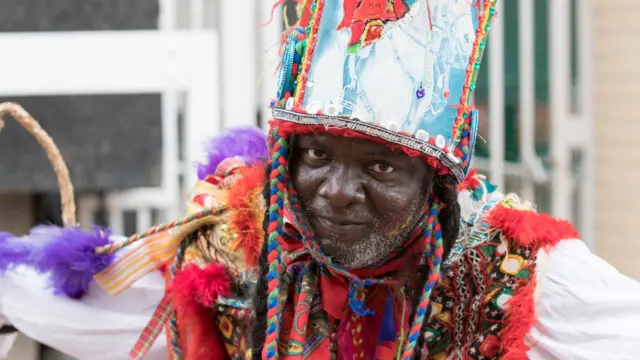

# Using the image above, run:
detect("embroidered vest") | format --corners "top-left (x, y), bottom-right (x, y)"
top-left (423, 193), bottom-right (580, 360)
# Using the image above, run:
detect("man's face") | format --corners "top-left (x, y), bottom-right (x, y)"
top-left (290, 134), bottom-right (434, 269)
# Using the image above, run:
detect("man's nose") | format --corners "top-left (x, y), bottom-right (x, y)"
top-left (316, 165), bottom-right (365, 208)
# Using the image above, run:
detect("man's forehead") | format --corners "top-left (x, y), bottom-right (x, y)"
top-left (296, 134), bottom-right (398, 155)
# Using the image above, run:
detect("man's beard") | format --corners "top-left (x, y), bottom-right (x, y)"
top-left (306, 196), bottom-right (428, 270)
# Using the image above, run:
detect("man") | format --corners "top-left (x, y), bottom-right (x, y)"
top-left (2, 0), bottom-right (640, 360)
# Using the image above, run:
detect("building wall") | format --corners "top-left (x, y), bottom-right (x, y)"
top-left (0, 0), bottom-right (164, 193)
top-left (593, 0), bottom-right (640, 280)
top-left (0, 194), bottom-right (40, 360)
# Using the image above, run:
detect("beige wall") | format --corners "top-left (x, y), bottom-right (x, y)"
top-left (594, 0), bottom-right (640, 280)
top-left (0, 194), bottom-right (40, 360)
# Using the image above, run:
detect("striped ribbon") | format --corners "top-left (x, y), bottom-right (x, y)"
top-left (96, 156), bottom-right (250, 359)
top-left (94, 180), bottom-right (226, 296)
top-left (128, 293), bottom-right (173, 360)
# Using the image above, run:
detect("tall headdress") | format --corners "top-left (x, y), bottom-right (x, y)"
top-left (263, 1), bottom-right (497, 359)
top-left (271, 0), bottom-right (496, 180)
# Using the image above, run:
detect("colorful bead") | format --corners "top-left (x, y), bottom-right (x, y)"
top-left (416, 130), bottom-right (430, 141)
top-left (324, 101), bottom-right (339, 116)
top-left (447, 152), bottom-right (461, 164)
top-left (306, 102), bottom-right (320, 114)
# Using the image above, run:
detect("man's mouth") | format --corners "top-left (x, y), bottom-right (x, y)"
top-left (315, 216), bottom-right (367, 235)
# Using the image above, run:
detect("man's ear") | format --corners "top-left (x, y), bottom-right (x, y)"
top-left (424, 166), bottom-right (438, 195)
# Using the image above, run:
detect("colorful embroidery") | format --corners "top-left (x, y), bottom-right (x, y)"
top-left (338, 0), bottom-right (411, 51)
top-left (422, 195), bottom-right (578, 359)
top-left (216, 305), bottom-right (251, 358)
top-left (423, 231), bottom-right (535, 359)
top-left (446, 195), bottom-right (500, 264)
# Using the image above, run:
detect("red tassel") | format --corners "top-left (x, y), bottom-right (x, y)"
top-left (458, 168), bottom-right (481, 192)
top-left (171, 263), bottom-right (231, 360)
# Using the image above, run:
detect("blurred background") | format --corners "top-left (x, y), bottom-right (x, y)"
top-left (0, 0), bottom-right (637, 358)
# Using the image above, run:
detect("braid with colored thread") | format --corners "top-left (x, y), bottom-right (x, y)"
top-left (168, 240), bottom-right (188, 359)
top-left (264, 130), bottom-right (291, 360)
top-left (350, 295), bottom-right (367, 358)
top-left (401, 202), bottom-right (443, 360)
top-left (409, 175), bottom-right (460, 358)
top-left (249, 162), bottom-right (272, 359)
top-left (95, 206), bottom-right (226, 255)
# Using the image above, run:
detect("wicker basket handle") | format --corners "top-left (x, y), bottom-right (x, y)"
top-left (0, 102), bottom-right (76, 227)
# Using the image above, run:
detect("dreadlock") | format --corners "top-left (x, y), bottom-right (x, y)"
top-left (250, 162), bottom-right (272, 359)
top-left (409, 173), bottom-right (460, 359)
top-left (249, 163), bottom-right (461, 359)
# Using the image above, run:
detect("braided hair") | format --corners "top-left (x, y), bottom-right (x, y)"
top-left (250, 162), bottom-right (273, 359)
top-left (409, 173), bottom-right (460, 358)
top-left (249, 164), bottom-right (461, 359)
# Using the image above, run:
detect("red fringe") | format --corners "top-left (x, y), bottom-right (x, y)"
top-left (457, 168), bottom-right (481, 192)
top-left (271, 119), bottom-right (450, 175)
top-left (485, 205), bottom-right (579, 358)
top-left (226, 164), bottom-right (266, 267)
top-left (171, 263), bottom-right (231, 360)
top-left (500, 282), bottom-right (537, 360)
top-left (485, 205), bottom-right (580, 249)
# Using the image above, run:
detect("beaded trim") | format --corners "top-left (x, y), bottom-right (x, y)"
top-left (447, 195), bottom-right (500, 264)
top-left (271, 108), bottom-right (465, 181)
top-left (451, 0), bottom-right (497, 166)
top-left (293, 0), bottom-right (324, 104)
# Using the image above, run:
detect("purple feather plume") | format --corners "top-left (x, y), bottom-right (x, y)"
top-left (0, 226), bottom-right (114, 299)
top-left (0, 232), bottom-right (30, 272)
top-left (196, 126), bottom-right (268, 180)
top-left (33, 226), bottom-right (114, 299)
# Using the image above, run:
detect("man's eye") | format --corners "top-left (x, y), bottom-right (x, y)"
top-left (305, 149), bottom-right (328, 160)
top-left (370, 163), bottom-right (395, 174)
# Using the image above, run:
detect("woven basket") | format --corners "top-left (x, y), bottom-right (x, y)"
top-left (0, 102), bottom-right (76, 227)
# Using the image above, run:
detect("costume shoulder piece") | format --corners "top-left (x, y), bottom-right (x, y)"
top-left (422, 170), bottom-right (580, 359)
top-left (0, 126), bottom-right (269, 359)
top-left (98, 126), bottom-right (268, 359)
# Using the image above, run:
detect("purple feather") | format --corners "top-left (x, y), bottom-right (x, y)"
top-left (196, 126), bottom-right (268, 180)
top-left (33, 226), bottom-right (114, 299)
top-left (0, 226), bottom-right (114, 299)
top-left (0, 232), bottom-right (30, 272)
